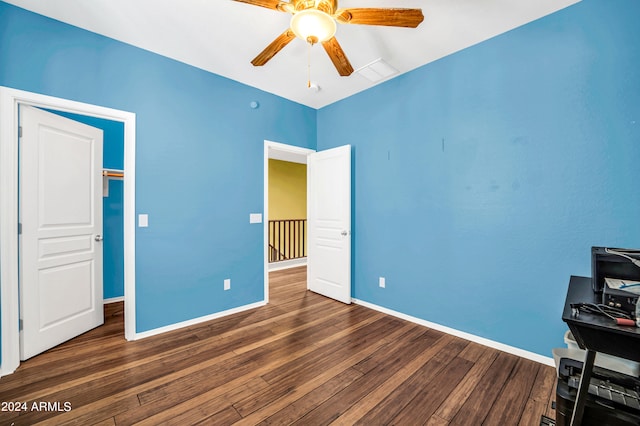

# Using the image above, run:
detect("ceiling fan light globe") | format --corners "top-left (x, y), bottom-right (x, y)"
top-left (290, 9), bottom-right (336, 43)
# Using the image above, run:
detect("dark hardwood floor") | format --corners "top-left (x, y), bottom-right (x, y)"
top-left (0, 266), bottom-right (556, 425)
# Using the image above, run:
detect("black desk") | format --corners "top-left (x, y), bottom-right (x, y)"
top-left (562, 276), bottom-right (640, 425)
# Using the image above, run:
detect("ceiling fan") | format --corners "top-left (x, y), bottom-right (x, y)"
top-left (233, 0), bottom-right (424, 77)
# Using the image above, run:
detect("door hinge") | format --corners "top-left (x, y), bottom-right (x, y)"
top-left (19, 319), bottom-right (23, 331)
top-left (18, 126), bottom-right (23, 138)
top-left (18, 222), bottom-right (22, 235)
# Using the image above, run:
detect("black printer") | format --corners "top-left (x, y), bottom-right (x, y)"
top-left (556, 357), bottom-right (640, 425)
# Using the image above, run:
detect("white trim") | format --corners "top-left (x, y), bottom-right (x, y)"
top-left (133, 301), bottom-right (266, 340)
top-left (263, 141), bottom-right (315, 304)
top-left (104, 296), bottom-right (125, 304)
top-left (0, 86), bottom-right (136, 376)
top-left (268, 257), bottom-right (307, 272)
top-left (0, 88), bottom-right (19, 376)
top-left (352, 298), bottom-right (555, 367)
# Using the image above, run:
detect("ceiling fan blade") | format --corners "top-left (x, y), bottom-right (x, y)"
top-left (335, 8), bottom-right (424, 28)
top-left (322, 37), bottom-right (354, 76)
top-left (232, 0), bottom-right (289, 12)
top-left (251, 29), bottom-right (296, 66)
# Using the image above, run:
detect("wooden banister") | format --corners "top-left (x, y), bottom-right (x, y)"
top-left (268, 219), bottom-right (307, 263)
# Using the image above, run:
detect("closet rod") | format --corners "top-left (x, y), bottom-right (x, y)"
top-left (102, 170), bottom-right (124, 178)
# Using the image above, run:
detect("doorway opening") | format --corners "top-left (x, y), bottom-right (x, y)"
top-left (263, 141), bottom-right (353, 305)
top-left (267, 157), bottom-right (308, 270)
top-left (0, 87), bottom-right (136, 377)
top-left (263, 141), bottom-right (314, 303)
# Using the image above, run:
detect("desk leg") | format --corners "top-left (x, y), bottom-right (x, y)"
top-left (570, 349), bottom-right (596, 426)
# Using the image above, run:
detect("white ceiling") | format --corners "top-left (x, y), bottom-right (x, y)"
top-left (4, 0), bottom-right (580, 109)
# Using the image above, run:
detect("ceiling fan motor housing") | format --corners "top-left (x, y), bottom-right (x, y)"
top-left (293, 0), bottom-right (337, 14)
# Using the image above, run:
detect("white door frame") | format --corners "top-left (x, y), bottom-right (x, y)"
top-left (263, 140), bottom-right (315, 302)
top-left (0, 87), bottom-right (137, 377)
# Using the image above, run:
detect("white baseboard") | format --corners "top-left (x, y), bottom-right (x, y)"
top-left (268, 257), bottom-right (307, 272)
top-left (131, 301), bottom-right (267, 340)
top-left (104, 296), bottom-right (124, 304)
top-left (352, 298), bottom-right (554, 367)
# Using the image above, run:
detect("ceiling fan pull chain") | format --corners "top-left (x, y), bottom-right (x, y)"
top-left (307, 42), bottom-right (312, 88)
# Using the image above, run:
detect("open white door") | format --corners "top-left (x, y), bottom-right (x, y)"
top-left (307, 144), bottom-right (351, 304)
top-left (19, 105), bottom-right (104, 360)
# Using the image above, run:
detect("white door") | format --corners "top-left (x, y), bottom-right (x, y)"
top-left (307, 145), bottom-right (351, 304)
top-left (19, 105), bottom-right (104, 360)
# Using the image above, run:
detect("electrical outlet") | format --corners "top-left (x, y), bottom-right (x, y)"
top-left (224, 279), bottom-right (231, 291)
top-left (379, 277), bottom-right (385, 288)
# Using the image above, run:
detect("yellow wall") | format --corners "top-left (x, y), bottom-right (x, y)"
top-left (268, 159), bottom-right (306, 220)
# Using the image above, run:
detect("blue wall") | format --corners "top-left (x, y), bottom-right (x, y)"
top-left (0, 2), bottom-right (317, 334)
top-left (45, 110), bottom-right (125, 300)
top-left (318, 0), bottom-right (640, 356)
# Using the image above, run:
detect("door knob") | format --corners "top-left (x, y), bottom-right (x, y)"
top-left (341, 230), bottom-right (349, 236)
top-left (95, 235), bottom-right (103, 242)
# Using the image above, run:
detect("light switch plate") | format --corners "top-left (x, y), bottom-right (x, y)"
top-left (138, 214), bottom-right (148, 227)
top-left (250, 213), bottom-right (262, 224)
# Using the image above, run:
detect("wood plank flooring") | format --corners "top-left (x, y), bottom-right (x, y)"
top-left (0, 266), bottom-right (556, 425)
